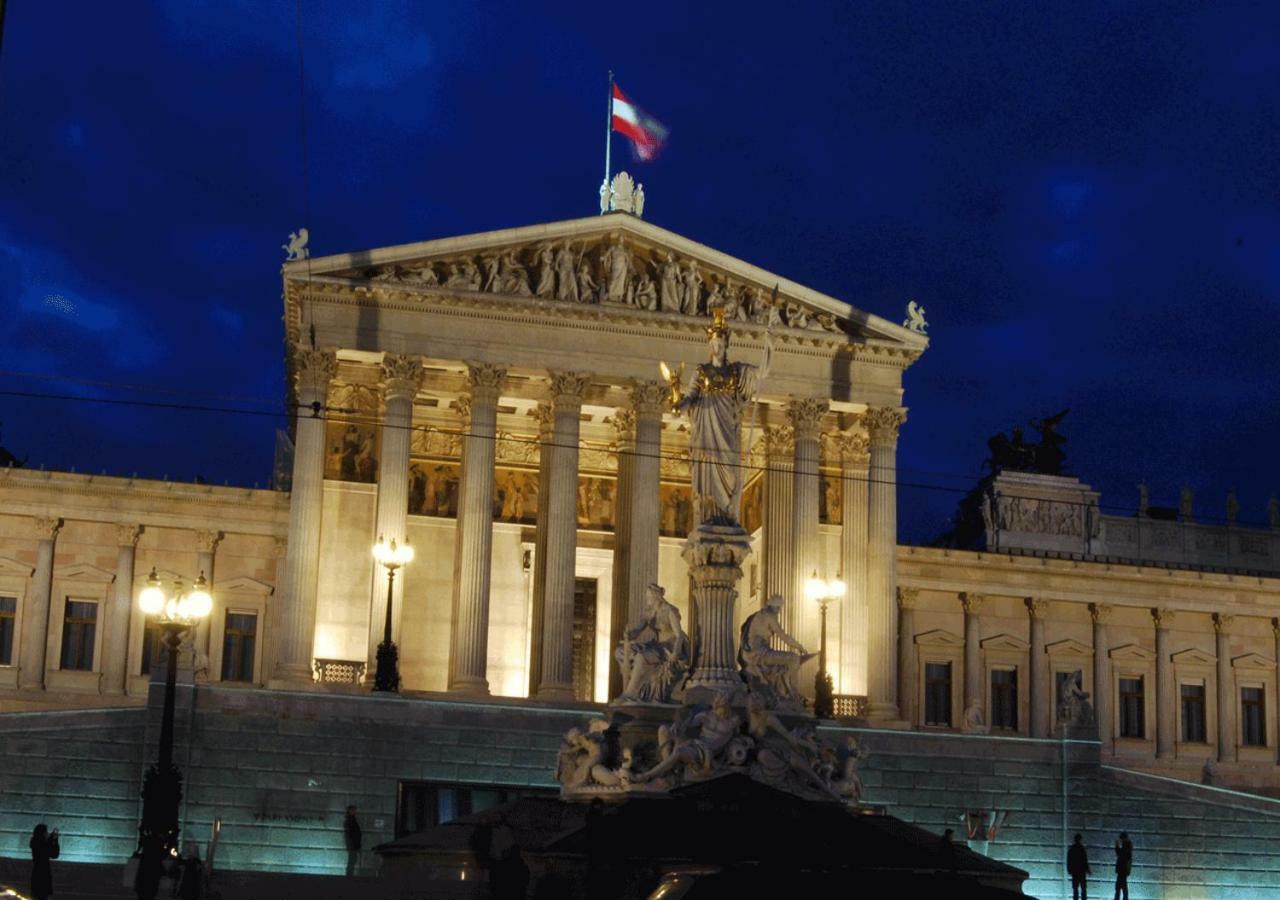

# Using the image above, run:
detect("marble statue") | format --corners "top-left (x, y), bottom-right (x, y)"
top-left (784, 301), bottom-right (808, 330)
top-left (704, 280), bottom-right (723, 313)
top-left (554, 244), bottom-right (579, 303)
top-left (634, 183), bottom-right (645, 218)
top-left (963, 703), bottom-right (986, 732)
top-left (658, 252), bottom-right (681, 312)
top-left (903, 299), bottom-right (928, 334)
top-left (661, 309), bottom-right (771, 525)
top-left (282, 228), bottom-right (310, 261)
top-left (534, 244), bottom-right (556, 298)
top-left (601, 234), bottom-right (632, 304)
top-left (632, 273), bottom-right (658, 311)
top-left (556, 719), bottom-right (626, 791)
top-left (1180, 485), bottom-right (1194, 521)
top-left (835, 736), bottom-right (869, 803)
top-left (745, 694), bottom-right (837, 798)
top-left (499, 251), bottom-right (531, 295)
top-left (482, 254), bottom-right (501, 292)
top-left (633, 691), bottom-right (742, 784)
top-left (1057, 671), bottom-right (1094, 727)
top-left (615, 584), bottom-right (689, 704)
top-left (737, 593), bottom-right (813, 707)
top-left (1227, 489), bottom-right (1240, 525)
top-left (576, 259), bottom-right (599, 304)
top-left (680, 260), bottom-right (703, 315)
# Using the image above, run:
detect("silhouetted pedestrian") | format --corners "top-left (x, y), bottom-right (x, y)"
top-left (343, 805), bottom-right (363, 877)
top-left (176, 842), bottom-right (204, 900)
top-left (29, 823), bottom-right (60, 900)
top-left (1067, 833), bottom-right (1090, 900)
top-left (1113, 832), bottom-right (1133, 900)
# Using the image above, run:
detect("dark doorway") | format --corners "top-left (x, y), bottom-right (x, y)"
top-left (572, 578), bottom-right (597, 701)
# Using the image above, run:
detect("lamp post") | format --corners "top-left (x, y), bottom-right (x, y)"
top-left (372, 535), bottom-right (413, 692)
top-left (806, 571), bottom-right (845, 719)
top-left (134, 568), bottom-right (212, 900)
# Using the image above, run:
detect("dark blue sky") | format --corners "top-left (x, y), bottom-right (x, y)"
top-left (2, 2), bottom-right (1278, 542)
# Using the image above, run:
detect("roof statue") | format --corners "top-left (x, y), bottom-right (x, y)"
top-left (984, 409), bottom-right (1069, 476)
top-left (282, 228), bottom-right (310, 261)
top-left (902, 300), bottom-right (928, 334)
top-left (601, 171), bottom-right (645, 217)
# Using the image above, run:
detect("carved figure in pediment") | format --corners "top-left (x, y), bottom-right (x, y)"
top-left (633, 272), bottom-right (658, 310)
top-left (680, 260), bottom-right (704, 316)
top-left (658, 252), bottom-right (681, 313)
top-left (413, 264), bottom-right (438, 286)
top-left (601, 234), bottom-right (632, 304)
top-left (534, 244), bottom-right (556, 298)
top-left (554, 243), bottom-right (579, 303)
top-left (784, 301), bottom-right (809, 329)
top-left (499, 250), bottom-right (531, 295)
top-left (704, 279), bottom-right (724, 313)
top-left (724, 285), bottom-right (749, 322)
top-left (577, 259), bottom-right (599, 304)
top-left (815, 312), bottom-right (839, 333)
top-left (481, 254), bottom-right (501, 292)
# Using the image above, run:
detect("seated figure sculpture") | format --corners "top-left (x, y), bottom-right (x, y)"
top-left (614, 584), bottom-right (689, 704)
top-left (738, 593), bottom-right (815, 707)
top-left (633, 691), bottom-right (742, 784)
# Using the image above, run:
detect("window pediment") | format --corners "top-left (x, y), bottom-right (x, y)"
top-left (53, 563), bottom-right (115, 584)
top-left (980, 633), bottom-right (1028, 652)
top-left (1109, 643), bottom-right (1154, 662)
top-left (217, 576), bottom-right (274, 596)
top-left (1170, 648), bottom-right (1216, 666)
top-left (915, 629), bottom-right (964, 648)
top-left (1045, 637), bottom-right (1092, 658)
top-left (1232, 652), bottom-right (1274, 670)
top-left (0, 556), bottom-right (35, 578)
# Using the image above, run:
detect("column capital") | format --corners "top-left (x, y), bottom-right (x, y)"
top-left (381, 353), bottom-right (426, 401)
top-left (534, 401), bottom-right (555, 434)
top-left (1213, 613), bottom-right (1234, 635)
top-left (1089, 603), bottom-right (1112, 625)
top-left (832, 430), bottom-right (871, 468)
top-left (959, 591), bottom-right (985, 614)
top-left (1025, 597), bottom-right (1050, 618)
top-left (194, 530), bottom-right (223, 554)
top-left (33, 516), bottom-right (62, 541)
top-left (272, 536), bottom-right (289, 559)
top-left (786, 397), bottom-right (829, 441)
top-left (865, 407), bottom-right (907, 447)
top-left (630, 379), bottom-right (668, 417)
top-left (115, 523), bottom-right (142, 548)
top-left (465, 362), bottom-right (508, 404)
top-left (897, 586), bottom-right (920, 610)
top-left (763, 424), bottom-right (795, 458)
top-left (1151, 607), bottom-right (1177, 630)
top-left (611, 408), bottom-right (637, 443)
top-left (549, 371), bottom-right (590, 409)
top-left (291, 346), bottom-right (338, 397)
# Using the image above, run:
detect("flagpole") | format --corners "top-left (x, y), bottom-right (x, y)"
top-left (602, 70), bottom-right (614, 214)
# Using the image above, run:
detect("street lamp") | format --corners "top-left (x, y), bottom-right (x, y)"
top-left (134, 568), bottom-right (212, 900)
top-left (806, 571), bottom-right (845, 719)
top-left (372, 535), bottom-right (413, 693)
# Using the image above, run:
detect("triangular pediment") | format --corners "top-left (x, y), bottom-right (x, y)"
top-left (1232, 652), bottom-right (1275, 670)
top-left (216, 576), bottom-right (274, 596)
top-left (980, 633), bottom-right (1028, 652)
top-left (1045, 637), bottom-right (1092, 658)
top-left (1108, 643), bottom-right (1154, 662)
top-left (287, 213), bottom-right (927, 351)
top-left (0, 556), bottom-right (35, 578)
top-left (1170, 648), bottom-right (1216, 666)
top-left (53, 563), bottom-right (115, 584)
top-left (915, 628), bottom-right (964, 648)
top-left (144, 568), bottom-right (193, 586)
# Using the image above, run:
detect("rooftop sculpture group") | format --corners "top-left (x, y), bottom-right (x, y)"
top-left (984, 409), bottom-right (1070, 476)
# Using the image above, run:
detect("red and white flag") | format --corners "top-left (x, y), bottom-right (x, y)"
top-left (611, 83), bottom-right (668, 161)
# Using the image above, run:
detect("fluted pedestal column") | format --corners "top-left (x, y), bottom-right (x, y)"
top-left (193, 530), bottom-right (220, 680)
top-left (865, 407), bottom-right (906, 722)
top-left (448, 363), bottom-right (506, 694)
top-left (1091, 604), bottom-right (1112, 751)
top-left (273, 347), bottom-right (336, 685)
top-left (789, 399), bottom-right (826, 660)
top-left (897, 588), bottom-right (918, 725)
top-left (1214, 613), bottom-right (1235, 763)
top-left (104, 524), bottom-right (141, 695)
top-left (537, 372), bottom-right (589, 700)
top-left (1154, 608), bottom-right (1176, 758)
top-left (762, 426), bottom-right (794, 609)
top-left (961, 592), bottom-right (986, 732)
top-left (528, 404), bottom-right (554, 696)
top-left (368, 355), bottom-right (425, 676)
top-left (838, 429), bottom-right (870, 697)
top-left (683, 526), bottom-right (752, 701)
top-left (1027, 598), bottom-right (1049, 738)
top-left (19, 517), bottom-right (61, 691)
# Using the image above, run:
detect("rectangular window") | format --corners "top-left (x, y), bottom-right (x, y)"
top-left (140, 617), bottom-right (162, 675)
top-left (395, 783), bottom-right (554, 838)
top-left (59, 599), bottom-right (97, 671)
top-left (1119, 676), bottom-right (1145, 739)
top-left (221, 612), bottom-right (258, 683)
top-left (1242, 687), bottom-right (1266, 747)
top-left (924, 662), bottom-right (952, 726)
top-left (0, 597), bottom-right (15, 666)
top-left (990, 668), bottom-right (1018, 731)
top-left (1180, 683), bottom-right (1207, 743)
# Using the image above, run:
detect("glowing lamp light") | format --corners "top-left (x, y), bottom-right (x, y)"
top-left (184, 573), bottom-right (213, 619)
top-left (373, 535), bottom-right (413, 569)
top-left (137, 569), bottom-right (213, 625)
top-left (805, 574), bottom-right (827, 604)
top-left (138, 569), bottom-right (166, 616)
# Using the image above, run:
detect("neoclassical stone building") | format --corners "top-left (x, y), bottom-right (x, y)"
top-left (3, 189), bottom-right (1280, 813)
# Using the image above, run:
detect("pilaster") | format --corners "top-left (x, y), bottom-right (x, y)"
top-left (192, 529), bottom-right (221, 681)
top-left (865, 406), bottom-right (906, 722)
top-left (1026, 598), bottom-right (1050, 738)
top-left (103, 523), bottom-right (142, 695)
top-left (18, 516), bottom-right (62, 691)
top-left (1153, 608), bottom-right (1176, 759)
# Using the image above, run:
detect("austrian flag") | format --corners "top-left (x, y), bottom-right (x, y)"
top-left (611, 84), bottom-right (668, 161)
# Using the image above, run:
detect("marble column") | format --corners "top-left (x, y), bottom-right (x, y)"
top-left (838, 428), bottom-right (870, 696)
top-left (527, 403), bottom-right (554, 697)
top-left (262, 537), bottom-right (287, 683)
top-left (193, 529), bottom-right (221, 680)
top-left (897, 587), bottom-right (919, 725)
top-left (448, 363), bottom-right (507, 695)
top-left (1027, 598), bottom-right (1050, 738)
top-left (1153, 608), bottom-right (1176, 759)
top-left (761, 425), bottom-right (794, 609)
top-left (1273, 619), bottom-right (1280, 764)
top-left (18, 517), bottom-right (61, 691)
top-left (960, 592), bottom-right (985, 731)
top-left (369, 354), bottom-right (425, 674)
top-left (789, 398), bottom-right (827, 658)
top-left (537, 371), bottom-right (590, 700)
top-left (1091, 603), bottom-right (1112, 751)
top-left (273, 347), bottom-right (336, 685)
top-left (608, 407), bottom-right (637, 700)
top-left (1214, 613), bottom-right (1235, 763)
top-left (103, 524), bottom-right (141, 696)
top-left (865, 407), bottom-right (906, 721)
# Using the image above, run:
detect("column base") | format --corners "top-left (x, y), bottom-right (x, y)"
top-left (269, 661), bottom-right (316, 689)
top-left (536, 684), bottom-right (577, 702)
top-left (448, 677), bottom-right (490, 697)
top-left (865, 701), bottom-right (901, 721)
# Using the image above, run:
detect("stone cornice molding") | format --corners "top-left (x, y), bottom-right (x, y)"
top-left (1212, 613), bottom-right (1234, 635)
top-left (865, 407), bottom-right (907, 447)
top-left (115, 523), bottom-right (142, 548)
top-left (787, 397), bottom-right (829, 442)
top-left (291, 346), bottom-right (338, 400)
top-left (1089, 603), bottom-right (1112, 625)
top-left (381, 353), bottom-right (426, 401)
top-left (194, 530), bottom-right (222, 554)
top-left (897, 586), bottom-right (920, 610)
top-left (33, 516), bottom-right (62, 541)
top-left (549, 371), bottom-right (590, 409)
top-left (1151, 608), bottom-right (1176, 630)
top-left (959, 591), bottom-right (985, 614)
top-left (630, 380), bottom-right (668, 417)
top-left (1025, 597), bottom-right (1050, 618)
top-left (464, 362), bottom-right (508, 405)
top-left (763, 424), bottom-right (795, 458)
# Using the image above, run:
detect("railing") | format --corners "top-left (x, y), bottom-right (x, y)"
top-left (312, 659), bottom-right (365, 685)
top-left (832, 694), bottom-right (867, 719)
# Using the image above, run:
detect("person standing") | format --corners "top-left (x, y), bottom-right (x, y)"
top-left (343, 806), bottom-right (363, 877)
top-left (29, 823), bottom-right (60, 900)
top-left (1067, 833), bottom-right (1090, 900)
top-left (1114, 832), bottom-right (1133, 900)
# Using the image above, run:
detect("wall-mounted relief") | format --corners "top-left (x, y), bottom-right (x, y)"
top-left (494, 468), bottom-right (539, 524)
top-left (325, 421), bottom-right (380, 484)
top-left (820, 472), bottom-right (842, 524)
top-left (408, 462), bottom-right (460, 518)
top-left (741, 477), bottom-right (764, 534)
top-left (660, 484), bottom-right (694, 538)
top-left (577, 476), bottom-right (616, 530)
